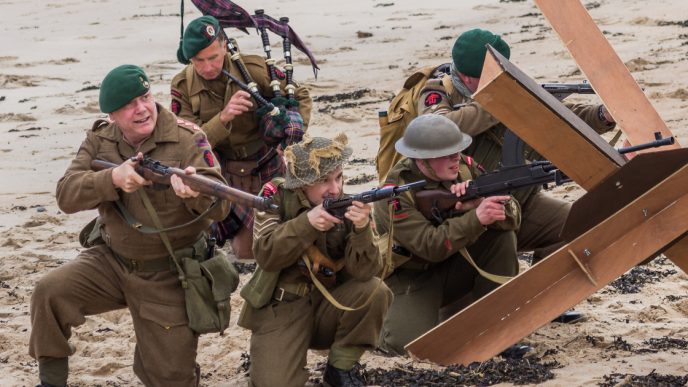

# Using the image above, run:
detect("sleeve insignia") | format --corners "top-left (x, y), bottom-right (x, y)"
top-left (195, 136), bottom-right (210, 148)
top-left (171, 88), bottom-right (182, 99)
top-left (171, 100), bottom-right (181, 115)
top-left (424, 92), bottom-right (442, 107)
top-left (203, 150), bottom-right (215, 167)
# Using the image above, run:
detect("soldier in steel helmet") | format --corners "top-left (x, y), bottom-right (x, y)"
top-left (418, 28), bottom-right (615, 264)
top-left (238, 134), bottom-right (393, 387)
top-left (372, 114), bottom-right (521, 356)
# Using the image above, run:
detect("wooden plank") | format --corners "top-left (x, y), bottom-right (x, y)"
top-left (563, 148), bottom-right (688, 241)
top-left (534, 0), bottom-right (681, 150)
top-left (664, 239), bottom-right (688, 275)
top-left (405, 164), bottom-right (688, 365)
top-left (474, 47), bottom-right (624, 190)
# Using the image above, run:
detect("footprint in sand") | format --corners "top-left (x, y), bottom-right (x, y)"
top-left (0, 113), bottom-right (36, 122)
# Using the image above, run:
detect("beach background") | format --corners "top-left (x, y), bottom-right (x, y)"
top-left (1, 0), bottom-right (687, 385)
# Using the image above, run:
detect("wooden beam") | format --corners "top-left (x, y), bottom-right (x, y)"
top-left (405, 164), bottom-right (688, 365)
top-left (534, 0), bottom-right (681, 150)
top-left (474, 47), bottom-right (624, 190)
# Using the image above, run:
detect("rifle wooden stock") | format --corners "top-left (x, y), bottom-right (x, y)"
top-left (91, 159), bottom-right (278, 211)
top-left (415, 189), bottom-right (464, 223)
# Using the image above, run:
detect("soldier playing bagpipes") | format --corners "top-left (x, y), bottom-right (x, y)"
top-left (171, 3), bottom-right (317, 260)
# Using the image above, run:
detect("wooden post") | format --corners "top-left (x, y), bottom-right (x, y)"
top-left (534, 0), bottom-right (680, 150)
top-left (473, 46), bottom-right (625, 190)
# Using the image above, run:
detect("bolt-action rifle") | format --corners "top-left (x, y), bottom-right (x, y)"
top-left (91, 157), bottom-right (278, 211)
top-left (416, 133), bottom-right (675, 223)
top-left (323, 180), bottom-right (426, 218)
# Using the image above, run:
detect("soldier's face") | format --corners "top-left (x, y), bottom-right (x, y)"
top-left (303, 167), bottom-right (344, 206)
top-left (191, 40), bottom-right (227, 80)
top-left (459, 73), bottom-right (480, 93)
top-left (425, 152), bottom-right (461, 181)
top-left (109, 92), bottom-right (158, 146)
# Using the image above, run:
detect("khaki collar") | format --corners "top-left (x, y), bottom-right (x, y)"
top-left (187, 54), bottom-right (233, 97)
top-left (96, 105), bottom-right (180, 154)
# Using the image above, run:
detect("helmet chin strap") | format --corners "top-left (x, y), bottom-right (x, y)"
top-left (420, 159), bottom-right (441, 181)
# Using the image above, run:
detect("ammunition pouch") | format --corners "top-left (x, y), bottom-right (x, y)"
top-left (181, 248), bottom-right (239, 335)
top-left (224, 159), bottom-right (262, 194)
top-left (240, 267), bottom-right (281, 309)
top-left (79, 217), bottom-right (105, 248)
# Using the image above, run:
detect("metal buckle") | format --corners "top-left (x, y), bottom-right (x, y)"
top-left (274, 287), bottom-right (285, 302)
top-left (130, 259), bottom-right (138, 271)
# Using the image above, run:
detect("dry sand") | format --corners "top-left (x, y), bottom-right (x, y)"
top-left (1, 0), bottom-right (687, 385)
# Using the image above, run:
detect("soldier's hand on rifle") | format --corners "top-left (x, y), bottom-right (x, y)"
top-left (112, 152), bottom-right (151, 193)
top-left (170, 166), bottom-right (200, 199)
top-left (475, 195), bottom-right (510, 226)
top-left (219, 90), bottom-right (253, 123)
top-left (451, 181), bottom-right (482, 211)
top-left (308, 204), bottom-right (342, 231)
top-left (344, 201), bottom-right (370, 230)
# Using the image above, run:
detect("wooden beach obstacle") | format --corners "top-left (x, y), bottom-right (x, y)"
top-left (405, 0), bottom-right (687, 365)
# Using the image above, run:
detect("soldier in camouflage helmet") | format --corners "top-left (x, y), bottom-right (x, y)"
top-left (418, 28), bottom-right (616, 263)
top-left (373, 114), bottom-right (521, 356)
top-left (238, 134), bottom-right (393, 386)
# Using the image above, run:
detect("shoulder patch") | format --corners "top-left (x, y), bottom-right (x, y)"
top-left (91, 119), bottom-right (111, 131)
top-left (171, 100), bottom-right (181, 115)
top-left (424, 92), bottom-right (443, 107)
top-left (261, 181), bottom-right (279, 198)
top-left (203, 150), bottom-right (215, 167)
top-left (177, 118), bottom-right (201, 132)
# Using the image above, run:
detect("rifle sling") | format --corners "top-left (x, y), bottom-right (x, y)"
top-left (458, 247), bottom-right (512, 285)
top-left (300, 202), bottom-right (394, 312)
top-left (113, 196), bottom-right (219, 234)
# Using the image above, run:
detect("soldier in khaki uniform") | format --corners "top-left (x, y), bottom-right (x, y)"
top-left (238, 134), bottom-right (393, 387)
top-left (29, 65), bottom-right (229, 387)
top-left (418, 28), bottom-right (616, 263)
top-left (171, 16), bottom-right (312, 260)
top-left (373, 115), bottom-right (520, 356)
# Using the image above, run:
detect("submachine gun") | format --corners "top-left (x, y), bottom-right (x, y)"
top-left (416, 133), bottom-right (675, 223)
top-left (323, 180), bottom-right (426, 218)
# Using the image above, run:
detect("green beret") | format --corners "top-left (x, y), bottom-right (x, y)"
top-left (98, 64), bottom-right (150, 113)
top-left (452, 28), bottom-right (510, 78)
top-left (177, 15), bottom-right (222, 64)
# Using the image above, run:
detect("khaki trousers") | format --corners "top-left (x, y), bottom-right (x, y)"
top-left (29, 244), bottom-right (199, 387)
top-left (379, 229), bottom-right (518, 356)
top-left (517, 191), bottom-right (571, 262)
top-left (247, 278), bottom-right (393, 387)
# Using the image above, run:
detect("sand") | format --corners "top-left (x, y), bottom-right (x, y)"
top-left (0, 0), bottom-right (687, 385)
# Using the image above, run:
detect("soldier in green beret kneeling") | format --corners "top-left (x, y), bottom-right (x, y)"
top-left (238, 134), bottom-right (393, 387)
top-left (28, 65), bottom-right (229, 386)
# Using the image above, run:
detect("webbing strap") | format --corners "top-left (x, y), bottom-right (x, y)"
top-left (458, 247), bottom-right (512, 284)
top-left (136, 190), bottom-right (186, 283)
top-left (300, 208), bottom-right (393, 312)
top-left (114, 198), bottom-right (219, 234)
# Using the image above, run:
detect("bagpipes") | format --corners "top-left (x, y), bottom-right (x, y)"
top-left (183, 0), bottom-right (320, 149)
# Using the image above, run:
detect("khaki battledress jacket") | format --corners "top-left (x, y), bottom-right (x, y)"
top-left (171, 54), bottom-right (312, 159)
top-left (56, 105), bottom-right (228, 259)
top-left (373, 157), bottom-right (520, 269)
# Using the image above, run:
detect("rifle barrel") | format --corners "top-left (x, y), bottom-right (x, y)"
top-left (617, 135), bottom-right (675, 154)
top-left (90, 159), bottom-right (278, 211)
